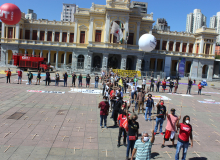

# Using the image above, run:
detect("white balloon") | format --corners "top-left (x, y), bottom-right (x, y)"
top-left (139, 34), bottom-right (157, 52)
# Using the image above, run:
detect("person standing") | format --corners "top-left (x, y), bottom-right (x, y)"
top-left (86, 74), bottom-right (91, 88)
top-left (63, 72), bottom-right (68, 87)
top-left (55, 73), bottom-right (60, 86)
top-left (98, 96), bottom-right (110, 128)
top-left (5, 68), bottom-right (11, 83)
top-left (95, 74), bottom-right (99, 88)
top-left (169, 79), bottom-right (174, 93)
top-left (150, 77), bottom-right (155, 92)
top-left (156, 79), bottom-right (161, 92)
top-left (145, 94), bottom-right (154, 121)
top-left (186, 78), bottom-right (193, 94)
top-left (131, 130), bottom-right (155, 160)
top-left (126, 111), bottom-right (139, 160)
top-left (27, 71), bottom-right (33, 85)
top-left (36, 70), bottom-right (41, 85)
top-left (102, 80), bottom-right (106, 96)
top-left (174, 79), bottom-right (178, 93)
top-left (117, 109), bottom-right (128, 147)
top-left (113, 93), bottom-right (123, 126)
top-left (162, 79), bottom-right (166, 92)
top-left (198, 82), bottom-right (202, 95)
top-left (154, 100), bottom-right (166, 135)
top-left (142, 77), bottom-right (146, 90)
top-left (175, 115), bottom-right (193, 160)
top-left (45, 71), bottom-right (50, 86)
top-left (78, 73), bottom-right (82, 87)
top-left (17, 69), bottom-right (22, 84)
top-left (130, 82), bottom-right (136, 104)
top-left (161, 108), bottom-right (178, 148)
top-left (123, 77), bottom-right (127, 94)
top-left (137, 88), bottom-right (145, 114)
top-left (72, 72), bottom-right (77, 87)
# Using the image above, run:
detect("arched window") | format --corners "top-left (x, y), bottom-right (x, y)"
top-left (77, 55), bottom-right (84, 69)
top-left (93, 56), bottom-right (101, 68)
top-left (110, 21), bottom-right (124, 43)
top-left (202, 65), bottom-right (208, 78)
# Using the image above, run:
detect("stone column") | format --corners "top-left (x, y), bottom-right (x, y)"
top-left (6, 50), bottom-right (8, 65)
top-left (67, 31), bottom-right (70, 43)
top-left (104, 15), bottom-right (110, 43)
top-left (64, 52), bottom-right (67, 65)
top-left (15, 24), bottom-right (20, 39)
top-left (102, 53), bottom-right (109, 71)
top-left (212, 40), bottom-right (216, 55)
top-left (160, 38), bottom-right (163, 50)
top-left (59, 30), bottom-right (62, 42)
top-left (48, 50), bottom-right (51, 63)
top-left (25, 49), bottom-right (27, 56)
top-left (88, 18), bottom-right (94, 42)
top-left (166, 39), bottom-right (169, 51)
top-left (173, 40), bottom-right (176, 52)
top-left (86, 52), bottom-right (93, 73)
top-left (32, 50), bottom-right (35, 57)
top-left (12, 27), bottom-right (15, 39)
top-left (186, 41), bottom-right (189, 53)
top-left (120, 55), bottom-right (127, 70)
top-left (155, 58), bottom-right (158, 72)
top-left (74, 19), bottom-right (78, 43)
top-left (193, 43), bottom-right (196, 53)
top-left (52, 30), bottom-right (55, 42)
top-left (72, 51), bottom-right (77, 71)
top-left (6, 27), bottom-right (8, 38)
top-left (30, 28), bottom-right (33, 40)
top-left (180, 41), bottom-right (183, 52)
top-left (37, 28), bottom-right (40, 40)
top-left (40, 50), bottom-right (43, 57)
top-left (199, 38), bottom-right (204, 54)
top-left (125, 17), bottom-right (129, 41)
top-left (45, 29), bottom-right (47, 41)
top-left (162, 58), bottom-right (165, 71)
top-left (207, 65), bottom-right (213, 81)
top-left (1, 23), bottom-right (5, 39)
top-left (136, 56), bottom-right (142, 71)
top-left (56, 51), bottom-right (58, 69)
top-left (136, 22), bottom-right (140, 45)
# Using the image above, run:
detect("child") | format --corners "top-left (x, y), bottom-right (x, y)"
top-left (198, 82), bottom-right (202, 95)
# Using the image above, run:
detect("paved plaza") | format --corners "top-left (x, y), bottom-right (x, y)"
top-left (0, 73), bottom-right (220, 160)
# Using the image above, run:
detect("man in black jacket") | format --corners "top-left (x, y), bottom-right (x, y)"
top-left (113, 93), bottom-right (123, 126)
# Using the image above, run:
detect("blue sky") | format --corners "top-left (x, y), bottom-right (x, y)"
top-left (1, 0), bottom-right (219, 32)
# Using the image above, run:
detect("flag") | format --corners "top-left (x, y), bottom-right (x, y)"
top-left (111, 21), bottom-right (123, 42)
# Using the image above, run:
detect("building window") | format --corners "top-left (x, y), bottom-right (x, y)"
top-left (77, 55), bottom-right (84, 69)
top-left (19, 29), bottom-right (22, 39)
top-left (62, 32), bottom-right (67, 42)
top-left (155, 40), bottom-right (160, 50)
top-left (162, 41), bottom-right (167, 50)
top-left (80, 31), bottom-right (85, 43)
top-left (55, 32), bottom-right (59, 42)
top-left (205, 44), bottom-right (210, 54)
top-left (182, 43), bottom-right (187, 52)
top-left (25, 30), bottom-right (30, 40)
top-left (196, 44), bottom-right (199, 54)
top-left (40, 31), bottom-right (45, 41)
top-left (8, 27), bottom-right (13, 39)
top-left (169, 41), bottom-right (174, 51)
top-left (189, 44), bottom-right (193, 53)
top-left (47, 31), bottom-right (52, 41)
top-left (127, 33), bottom-right (134, 45)
top-left (32, 30), bottom-right (37, 40)
top-left (69, 33), bottom-right (74, 43)
top-left (95, 30), bottom-right (101, 42)
top-left (176, 42), bottom-right (180, 52)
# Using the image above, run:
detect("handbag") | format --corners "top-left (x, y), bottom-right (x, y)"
top-left (129, 136), bottom-right (136, 141)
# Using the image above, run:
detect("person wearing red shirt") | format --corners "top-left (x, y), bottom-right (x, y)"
top-left (198, 82), bottom-right (202, 95)
top-left (162, 79), bottom-right (166, 92)
top-left (17, 69), bottom-right (22, 84)
top-left (117, 108), bottom-right (128, 147)
top-left (175, 115), bottom-right (193, 160)
top-left (98, 96), bottom-right (110, 128)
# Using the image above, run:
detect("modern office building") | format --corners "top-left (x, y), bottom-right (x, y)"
top-left (210, 12), bottom-right (220, 44)
top-left (25, 9), bottom-right (37, 20)
top-left (0, 0), bottom-right (218, 80)
top-left (153, 18), bottom-right (170, 31)
top-left (186, 9), bottom-right (206, 33)
top-left (61, 3), bottom-right (76, 22)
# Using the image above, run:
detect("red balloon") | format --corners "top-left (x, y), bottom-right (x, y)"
top-left (0, 3), bottom-right (21, 25)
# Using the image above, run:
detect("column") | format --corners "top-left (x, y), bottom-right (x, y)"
top-left (74, 19), bottom-right (78, 43)
top-left (155, 58), bottom-right (158, 72)
top-left (104, 15), bottom-right (110, 43)
top-left (162, 58), bottom-right (165, 71)
top-left (6, 27), bottom-right (8, 38)
top-left (12, 27), bottom-right (15, 39)
top-left (64, 52), bottom-right (67, 65)
top-left (59, 30), bottom-right (62, 42)
top-left (67, 31), bottom-right (70, 43)
top-left (30, 28), bottom-right (33, 40)
top-left (180, 41), bottom-right (183, 52)
top-left (186, 41), bottom-right (189, 53)
top-left (136, 56), bottom-right (142, 71)
top-left (48, 50), bottom-right (51, 63)
top-left (45, 29), bottom-right (47, 41)
top-left (56, 51), bottom-right (58, 69)
top-left (22, 28), bottom-right (25, 39)
top-left (160, 38), bottom-right (163, 50)
top-left (87, 52), bottom-right (93, 73)
top-left (6, 50), bottom-right (8, 65)
top-left (52, 30), bottom-right (55, 42)
top-left (212, 40), bottom-right (216, 55)
top-left (1, 23), bottom-right (5, 38)
top-left (32, 50), bottom-right (35, 57)
top-left (88, 18), bottom-right (94, 42)
top-left (72, 51), bottom-right (77, 70)
top-left (203, 43), bottom-right (206, 54)
top-left (166, 39), bottom-right (169, 51)
top-left (125, 17), bottom-right (129, 41)
top-left (37, 28), bottom-right (40, 40)
top-left (102, 53), bottom-right (109, 71)
top-left (120, 55), bottom-right (127, 70)
top-left (193, 42), bottom-right (196, 53)
top-left (199, 38), bottom-right (204, 54)
top-left (40, 50), bottom-right (43, 57)
top-left (15, 24), bottom-right (20, 39)
top-left (136, 22), bottom-right (140, 45)
top-left (173, 40), bottom-right (176, 52)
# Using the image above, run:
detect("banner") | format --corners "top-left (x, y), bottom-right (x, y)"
top-left (112, 69), bottom-right (141, 77)
top-left (178, 58), bottom-right (186, 77)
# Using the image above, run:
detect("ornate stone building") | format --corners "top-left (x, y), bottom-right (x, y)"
top-left (0, 0), bottom-right (218, 80)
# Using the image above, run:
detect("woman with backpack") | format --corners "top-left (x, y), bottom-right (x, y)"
top-left (27, 71), bottom-right (33, 85)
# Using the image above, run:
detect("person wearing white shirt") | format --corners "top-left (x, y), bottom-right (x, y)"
top-left (142, 77), bottom-right (146, 90)
top-left (130, 82), bottom-right (137, 103)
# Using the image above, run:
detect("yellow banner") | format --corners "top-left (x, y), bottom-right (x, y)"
top-left (112, 69), bottom-right (141, 77)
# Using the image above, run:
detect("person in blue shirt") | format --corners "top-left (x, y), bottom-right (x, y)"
top-left (145, 94), bottom-right (154, 121)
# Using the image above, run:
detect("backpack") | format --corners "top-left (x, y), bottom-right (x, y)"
top-left (64, 74), bottom-right (68, 78)
top-left (29, 73), bottom-right (32, 79)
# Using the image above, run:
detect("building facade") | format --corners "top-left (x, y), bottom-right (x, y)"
top-left (153, 18), bottom-right (170, 31)
top-left (25, 9), bottom-right (37, 20)
top-left (210, 12), bottom-right (220, 44)
top-left (0, 0), bottom-right (218, 80)
top-left (186, 9), bottom-right (206, 33)
top-left (61, 3), bottom-right (76, 22)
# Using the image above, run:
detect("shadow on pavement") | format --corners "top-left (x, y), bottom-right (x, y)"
top-left (189, 157), bottom-right (207, 160)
